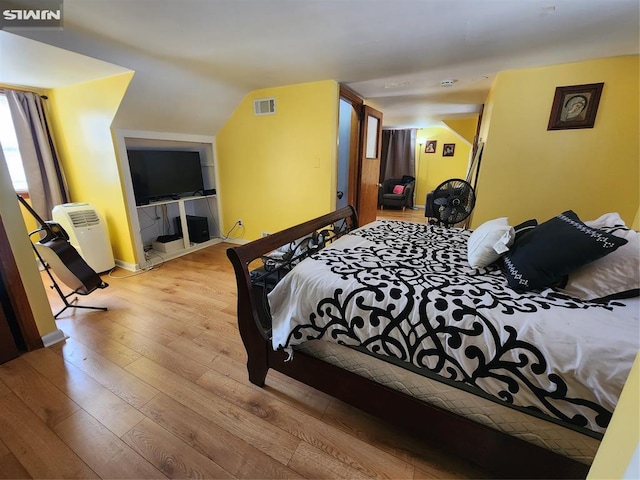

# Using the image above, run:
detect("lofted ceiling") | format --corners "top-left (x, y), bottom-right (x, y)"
top-left (2, 0), bottom-right (639, 134)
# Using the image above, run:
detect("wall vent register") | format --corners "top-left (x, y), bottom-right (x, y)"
top-left (254, 97), bottom-right (276, 116)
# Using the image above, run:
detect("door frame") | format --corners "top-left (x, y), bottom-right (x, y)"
top-left (338, 85), bottom-right (383, 225)
top-left (339, 85), bottom-right (364, 211)
top-left (356, 104), bottom-right (383, 225)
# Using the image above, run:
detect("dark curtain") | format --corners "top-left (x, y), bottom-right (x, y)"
top-left (379, 129), bottom-right (416, 181)
top-left (5, 90), bottom-right (69, 220)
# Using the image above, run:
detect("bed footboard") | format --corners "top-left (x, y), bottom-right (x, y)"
top-left (226, 205), bottom-right (358, 386)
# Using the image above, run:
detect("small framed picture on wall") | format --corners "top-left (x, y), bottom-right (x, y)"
top-left (547, 82), bottom-right (604, 130)
top-left (443, 143), bottom-right (455, 157)
top-left (425, 140), bottom-right (437, 153)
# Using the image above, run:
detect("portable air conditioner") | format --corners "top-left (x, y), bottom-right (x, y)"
top-left (52, 203), bottom-right (115, 273)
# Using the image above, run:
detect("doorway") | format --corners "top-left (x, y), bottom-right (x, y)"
top-left (337, 85), bottom-right (383, 226)
top-left (336, 99), bottom-right (352, 210)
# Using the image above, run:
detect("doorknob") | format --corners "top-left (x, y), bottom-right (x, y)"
top-left (337, 191), bottom-right (344, 199)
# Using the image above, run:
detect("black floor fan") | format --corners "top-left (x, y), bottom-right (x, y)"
top-left (17, 194), bottom-right (108, 318)
top-left (429, 178), bottom-right (476, 227)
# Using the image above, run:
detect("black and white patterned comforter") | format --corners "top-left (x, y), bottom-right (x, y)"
top-left (268, 221), bottom-right (640, 434)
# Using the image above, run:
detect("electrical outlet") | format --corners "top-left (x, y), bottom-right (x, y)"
top-left (237, 219), bottom-right (243, 226)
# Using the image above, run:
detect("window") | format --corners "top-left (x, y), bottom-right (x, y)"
top-left (0, 93), bottom-right (28, 192)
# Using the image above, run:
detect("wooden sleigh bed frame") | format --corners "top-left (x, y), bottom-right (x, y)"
top-left (226, 205), bottom-right (590, 479)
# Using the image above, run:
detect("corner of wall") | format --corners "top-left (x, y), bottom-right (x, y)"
top-left (0, 150), bottom-right (57, 338)
top-left (47, 72), bottom-right (136, 265)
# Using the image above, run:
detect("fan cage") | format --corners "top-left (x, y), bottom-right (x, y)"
top-left (431, 178), bottom-right (476, 226)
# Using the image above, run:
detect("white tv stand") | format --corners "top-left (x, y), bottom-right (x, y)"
top-left (114, 129), bottom-right (222, 271)
top-left (137, 194), bottom-right (221, 267)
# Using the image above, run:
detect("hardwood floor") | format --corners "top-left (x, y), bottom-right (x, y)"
top-left (0, 211), bottom-right (490, 479)
top-left (377, 206), bottom-right (427, 224)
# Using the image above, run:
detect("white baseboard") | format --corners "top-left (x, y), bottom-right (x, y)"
top-left (41, 328), bottom-right (67, 347)
top-left (114, 259), bottom-right (137, 272)
top-left (224, 238), bottom-right (249, 245)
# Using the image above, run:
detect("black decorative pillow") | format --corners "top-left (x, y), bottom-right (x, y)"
top-left (503, 210), bottom-right (628, 291)
top-left (513, 219), bottom-right (538, 244)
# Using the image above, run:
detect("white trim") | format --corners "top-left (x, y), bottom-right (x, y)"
top-left (143, 237), bottom-right (224, 268)
top-left (116, 237), bottom-right (229, 271)
top-left (41, 328), bottom-right (67, 347)
top-left (114, 129), bottom-right (215, 144)
top-left (114, 258), bottom-right (137, 272)
top-left (224, 238), bottom-right (249, 245)
top-left (112, 128), bottom-right (222, 268)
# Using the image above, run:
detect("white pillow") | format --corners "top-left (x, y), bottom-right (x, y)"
top-left (467, 218), bottom-right (515, 268)
top-left (560, 218), bottom-right (639, 301)
top-left (585, 212), bottom-right (627, 229)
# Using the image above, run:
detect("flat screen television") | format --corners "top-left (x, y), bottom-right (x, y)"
top-left (127, 149), bottom-right (204, 205)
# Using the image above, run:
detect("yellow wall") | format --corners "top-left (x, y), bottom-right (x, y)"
top-left (216, 80), bottom-right (339, 240)
top-left (46, 72), bottom-right (136, 264)
top-left (588, 352), bottom-right (640, 479)
top-left (415, 126), bottom-right (471, 205)
top-left (473, 56), bottom-right (639, 228)
top-left (443, 117), bottom-right (478, 144)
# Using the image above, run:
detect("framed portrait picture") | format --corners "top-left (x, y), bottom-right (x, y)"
top-left (425, 140), bottom-right (437, 153)
top-left (443, 143), bottom-right (455, 157)
top-left (547, 82), bottom-right (604, 130)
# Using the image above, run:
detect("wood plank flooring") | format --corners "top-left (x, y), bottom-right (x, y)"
top-left (377, 206), bottom-right (427, 223)
top-left (0, 208), bottom-right (490, 479)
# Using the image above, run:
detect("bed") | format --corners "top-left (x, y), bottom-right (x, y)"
top-left (226, 205), bottom-right (639, 478)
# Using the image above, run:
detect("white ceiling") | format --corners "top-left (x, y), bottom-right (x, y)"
top-left (3, 0), bottom-right (639, 133)
top-left (0, 31), bottom-right (131, 89)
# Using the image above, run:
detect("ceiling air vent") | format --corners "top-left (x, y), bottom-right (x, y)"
top-left (440, 79), bottom-right (457, 87)
top-left (254, 97), bottom-right (276, 116)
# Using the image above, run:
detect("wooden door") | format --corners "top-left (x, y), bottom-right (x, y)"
top-left (356, 105), bottom-right (383, 225)
top-left (339, 86), bottom-right (363, 213)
